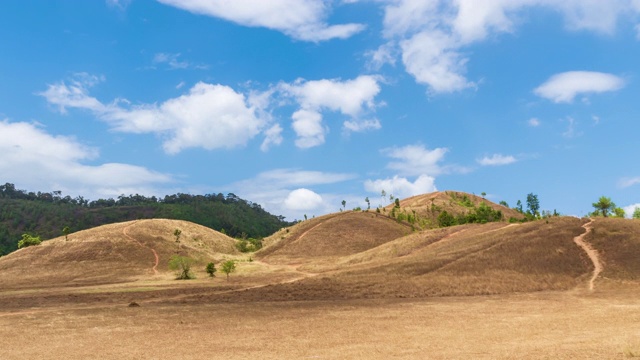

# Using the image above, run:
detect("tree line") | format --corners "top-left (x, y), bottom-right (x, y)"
top-left (0, 183), bottom-right (290, 256)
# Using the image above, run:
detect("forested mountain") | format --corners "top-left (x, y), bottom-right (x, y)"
top-left (0, 183), bottom-right (290, 255)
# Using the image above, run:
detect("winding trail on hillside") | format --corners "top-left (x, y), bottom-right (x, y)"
top-left (123, 221), bottom-right (159, 275)
top-left (572, 219), bottom-right (602, 291)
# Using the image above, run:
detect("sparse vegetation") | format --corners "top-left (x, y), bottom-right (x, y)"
top-left (17, 233), bottom-right (41, 249)
top-left (168, 255), bottom-right (195, 280)
top-left (634, 207), bottom-right (640, 219)
top-left (173, 228), bottom-right (182, 243)
top-left (236, 237), bottom-right (263, 252)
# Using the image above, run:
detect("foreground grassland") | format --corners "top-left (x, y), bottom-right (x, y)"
top-left (1, 203), bottom-right (640, 359)
top-left (1, 286), bottom-right (639, 359)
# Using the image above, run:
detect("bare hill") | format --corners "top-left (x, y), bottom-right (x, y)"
top-left (218, 217), bottom-right (605, 302)
top-left (257, 211), bottom-right (412, 265)
top-left (0, 219), bottom-right (239, 289)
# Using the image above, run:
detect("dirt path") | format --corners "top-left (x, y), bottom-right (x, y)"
top-left (572, 219), bottom-right (602, 291)
top-left (123, 222), bottom-right (159, 275)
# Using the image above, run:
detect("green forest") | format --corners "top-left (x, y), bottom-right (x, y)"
top-left (0, 183), bottom-right (291, 255)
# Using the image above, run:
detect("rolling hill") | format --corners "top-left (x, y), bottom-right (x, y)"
top-left (1, 191), bottom-right (639, 303)
top-left (0, 219), bottom-right (240, 289)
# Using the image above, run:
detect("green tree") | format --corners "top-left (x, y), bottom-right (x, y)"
top-left (437, 211), bottom-right (457, 227)
top-left (205, 262), bottom-right (216, 278)
top-left (516, 200), bottom-right (523, 213)
top-left (499, 200), bottom-right (509, 207)
top-left (62, 226), bottom-right (70, 241)
top-left (173, 228), bottom-right (182, 243)
top-left (365, 197), bottom-right (370, 210)
top-left (481, 192), bottom-right (487, 199)
top-left (168, 255), bottom-right (194, 280)
top-left (341, 200), bottom-right (346, 211)
top-left (613, 207), bottom-right (626, 218)
top-left (633, 207), bottom-right (640, 219)
top-left (17, 234), bottom-right (41, 249)
top-left (592, 196), bottom-right (616, 218)
top-left (394, 198), bottom-right (400, 208)
top-left (381, 190), bottom-right (386, 206)
top-left (221, 260), bottom-right (236, 280)
top-left (526, 193), bottom-right (540, 217)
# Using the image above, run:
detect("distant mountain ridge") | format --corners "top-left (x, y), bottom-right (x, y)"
top-left (0, 183), bottom-right (291, 255)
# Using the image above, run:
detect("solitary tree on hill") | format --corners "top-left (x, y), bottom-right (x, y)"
top-left (365, 197), bottom-right (370, 210)
top-left (341, 200), bottom-right (346, 211)
top-left (62, 226), bottom-right (70, 241)
top-left (205, 262), bottom-right (216, 278)
top-left (173, 228), bottom-right (182, 243)
top-left (526, 193), bottom-right (540, 217)
top-left (633, 207), bottom-right (640, 219)
top-left (592, 196), bottom-right (616, 217)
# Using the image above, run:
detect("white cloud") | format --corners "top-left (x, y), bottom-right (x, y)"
top-left (382, 144), bottom-right (449, 176)
top-left (41, 76), bottom-right (270, 154)
top-left (281, 75), bottom-right (382, 147)
top-left (0, 119), bottom-right (173, 199)
top-left (364, 175), bottom-right (437, 200)
top-left (255, 169), bottom-right (357, 187)
top-left (291, 109), bottom-right (326, 149)
top-left (226, 168), bottom-right (356, 220)
top-left (623, 203), bottom-right (640, 218)
top-left (260, 124), bottom-right (283, 152)
top-left (343, 119), bottom-right (381, 133)
top-left (157, 0), bottom-right (365, 42)
top-left (619, 177), bottom-right (640, 188)
top-left (528, 117), bottom-right (541, 127)
top-left (283, 188), bottom-right (324, 211)
top-left (477, 154), bottom-right (517, 166)
top-left (375, 1), bottom-right (640, 94)
top-left (400, 30), bottom-right (475, 93)
top-left (534, 71), bottom-right (625, 103)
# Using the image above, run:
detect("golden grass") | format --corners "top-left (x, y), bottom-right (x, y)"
top-left (586, 218), bottom-right (640, 281)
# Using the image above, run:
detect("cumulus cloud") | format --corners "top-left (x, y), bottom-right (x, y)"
top-left (40, 75), bottom-right (270, 154)
top-left (364, 175), bottom-right (437, 200)
top-left (477, 154), bottom-right (517, 166)
top-left (623, 203), bottom-right (640, 218)
top-left (381, 144), bottom-right (449, 176)
top-left (157, 0), bottom-right (365, 42)
top-left (534, 71), bottom-right (625, 103)
top-left (0, 119), bottom-right (173, 199)
top-left (374, 0), bottom-right (640, 94)
top-left (283, 188), bottom-right (324, 211)
top-left (226, 168), bottom-right (356, 220)
top-left (280, 75), bottom-right (382, 148)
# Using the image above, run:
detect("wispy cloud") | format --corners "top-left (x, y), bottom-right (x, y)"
top-left (152, 52), bottom-right (208, 70)
top-left (157, 0), bottom-right (365, 42)
top-left (477, 154), bottom-right (517, 166)
top-left (619, 177), bottom-right (640, 188)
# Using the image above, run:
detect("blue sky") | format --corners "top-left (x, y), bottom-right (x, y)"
top-left (1, 0), bottom-right (639, 220)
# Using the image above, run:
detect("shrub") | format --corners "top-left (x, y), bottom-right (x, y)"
top-left (17, 234), bottom-right (41, 249)
top-left (168, 255), bottom-right (195, 280)
top-left (205, 262), bottom-right (216, 278)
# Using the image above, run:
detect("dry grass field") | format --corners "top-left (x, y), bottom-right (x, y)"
top-left (1, 202), bottom-right (640, 359)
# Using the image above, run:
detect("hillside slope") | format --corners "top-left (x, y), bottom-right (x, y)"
top-left (0, 219), bottom-right (240, 289)
top-left (257, 211), bottom-right (412, 266)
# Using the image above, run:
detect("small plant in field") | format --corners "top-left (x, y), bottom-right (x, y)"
top-left (221, 260), bottom-right (236, 280)
top-left (169, 255), bottom-right (194, 280)
top-left (18, 234), bottom-right (41, 249)
top-left (173, 228), bottom-right (182, 243)
top-left (205, 262), bottom-right (216, 278)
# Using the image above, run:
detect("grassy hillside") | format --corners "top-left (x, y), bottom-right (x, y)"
top-left (0, 183), bottom-right (290, 255)
top-left (0, 219), bottom-right (240, 289)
